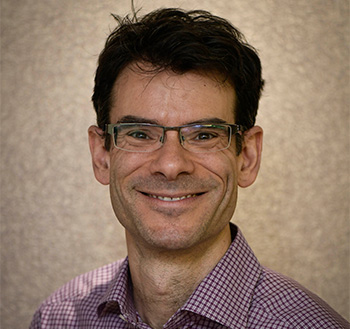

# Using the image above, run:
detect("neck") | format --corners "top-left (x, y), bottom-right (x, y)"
top-left (126, 225), bottom-right (231, 329)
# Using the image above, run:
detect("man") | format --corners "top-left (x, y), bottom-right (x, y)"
top-left (30, 8), bottom-right (349, 329)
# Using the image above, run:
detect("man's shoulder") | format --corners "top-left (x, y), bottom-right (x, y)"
top-left (249, 266), bottom-right (348, 328)
top-left (43, 259), bottom-right (126, 306)
top-left (29, 260), bottom-right (127, 328)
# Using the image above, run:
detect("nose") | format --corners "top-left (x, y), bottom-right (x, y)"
top-left (149, 131), bottom-right (195, 181)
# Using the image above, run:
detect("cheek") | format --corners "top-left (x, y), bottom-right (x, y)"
top-left (199, 153), bottom-right (239, 223)
top-left (216, 155), bottom-right (240, 216)
top-left (195, 152), bottom-right (239, 214)
top-left (109, 152), bottom-right (143, 199)
top-left (110, 152), bottom-right (143, 176)
top-left (108, 153), bottom-right (144, 222)
top-left (199, 151), bottom-right (238, 186)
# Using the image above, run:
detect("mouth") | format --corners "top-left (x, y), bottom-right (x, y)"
top-left (140, 192), bottom-right (204, 202)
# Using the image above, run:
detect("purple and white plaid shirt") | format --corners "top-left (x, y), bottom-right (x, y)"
top-left (30, 225), bottom-right (349, 328)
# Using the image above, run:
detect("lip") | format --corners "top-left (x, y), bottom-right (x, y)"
top-left (139, 191), bottom-right (205, 202)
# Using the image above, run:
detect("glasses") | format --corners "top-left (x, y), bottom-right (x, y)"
top-left (105, 122), bottom-right (244, 153)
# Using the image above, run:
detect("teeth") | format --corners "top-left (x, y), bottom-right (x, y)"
top-left (149, 194), bottom-right (196, 201)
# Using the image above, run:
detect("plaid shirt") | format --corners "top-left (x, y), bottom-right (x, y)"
top-left (30, 225), bottom-right (349, 328)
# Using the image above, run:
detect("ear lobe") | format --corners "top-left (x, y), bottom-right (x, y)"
top-left (238, 126), bottom-right (263, 188)
top-left (88, 125), bottom-right (110, 185)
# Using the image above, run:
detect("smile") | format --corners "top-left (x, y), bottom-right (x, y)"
top-left (145, 193), bottom-right (199, 202)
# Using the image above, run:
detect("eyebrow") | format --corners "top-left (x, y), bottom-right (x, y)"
top-left (116, 115), bottom-right (229, 125)
top-left (117, 115), bottom-right (159, 124)
top-left (187, 118), bottom-right (228, 125)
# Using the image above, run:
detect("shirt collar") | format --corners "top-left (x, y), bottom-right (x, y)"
top-left (97, 224), bottom-right (262, 327)
top-left (181, 225), bottom-right (262, 327)
top-left (97, 257), bottom-right (138, 322)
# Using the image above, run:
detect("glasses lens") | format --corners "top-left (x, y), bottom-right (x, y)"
top-left (115, 124), bottom-right (163, 152)
top-left (181, 125), bottom-right (231, 152)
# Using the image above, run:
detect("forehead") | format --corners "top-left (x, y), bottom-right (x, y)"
top-left (110, 63), bottom-right (236, 124)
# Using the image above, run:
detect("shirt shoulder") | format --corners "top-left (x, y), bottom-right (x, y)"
top-left (248, 266), bottom-right (349, 329)
top-left (45, 259), bottom-right (125, 304)
top-left (29, 259), bottom-right (126, 329)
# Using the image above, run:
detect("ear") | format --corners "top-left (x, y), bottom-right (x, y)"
top-left (237, 126), bottom-right (263, 188)
top-left (88, 125), bottom-right (110, 185)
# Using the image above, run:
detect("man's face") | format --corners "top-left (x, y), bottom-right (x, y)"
top-left (106, 65), bottom-right (244, 251)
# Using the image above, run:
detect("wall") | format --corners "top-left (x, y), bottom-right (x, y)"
top-left (1, 0), bottom-right (349, 327)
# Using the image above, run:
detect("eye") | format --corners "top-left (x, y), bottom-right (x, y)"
top-left (128, 130), bottom-right (151, 140)
top-left (194, 131), bottom-right (218, 140)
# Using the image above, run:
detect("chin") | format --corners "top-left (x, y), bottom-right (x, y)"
top-left (148, 237), bottom-right (199, 251)
top-left (136, 223), bottom-right (202, 251)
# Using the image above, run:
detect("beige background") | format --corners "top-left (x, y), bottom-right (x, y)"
top-left (1, 0), bottom-right (349, 327)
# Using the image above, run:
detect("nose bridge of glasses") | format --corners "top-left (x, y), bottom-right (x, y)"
top-left (160, 126), bottom-right (184, 145)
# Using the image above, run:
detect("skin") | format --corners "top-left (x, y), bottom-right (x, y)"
top-left (88, 63), bottom-right (263, 328)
